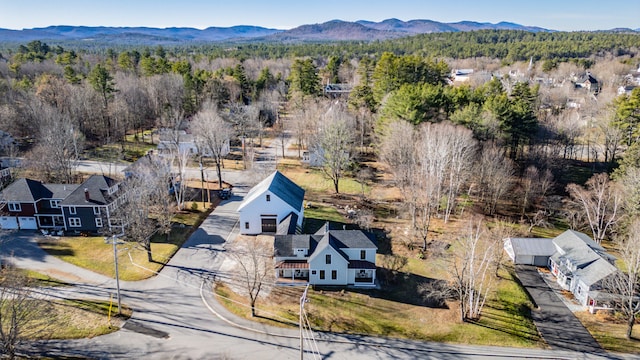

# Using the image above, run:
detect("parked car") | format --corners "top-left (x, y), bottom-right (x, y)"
top-left (219, 188), bottom-right (232, 200)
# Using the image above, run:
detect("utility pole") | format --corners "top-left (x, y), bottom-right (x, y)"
top-left (105, 235), bottom-right (124, 314)
top-left (299, 284), bottom-right (309, 360)
top-left (199, 159), bottom-right (205, 206)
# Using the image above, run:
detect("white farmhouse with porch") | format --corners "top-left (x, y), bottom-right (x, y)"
top-left (274, 224), bottom-right (377, 287)
top-left (237, 171), bottom-right (304, 235)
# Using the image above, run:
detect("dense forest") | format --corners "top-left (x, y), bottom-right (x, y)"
top-left (0, 30), bottom-right (638, 237)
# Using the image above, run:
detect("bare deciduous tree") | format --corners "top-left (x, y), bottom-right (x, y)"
top-left (380, 120), bottom-right (420, 227)
top-left (604, 219), bottom-right (640, 339)
top-left (476, 145), bottom-right (515, 216)
top-left (315, 103), bottom-right (356, 193)
top-left (0, 264), bottom-right (52, 359)
top-left (567, 173), bottom-right (622, 243)
top-left (520, 166), bottom-right (554, 218)
top-left (26, 102), bottom-right (83, 183)
top-left (450, 218), bottom-right (497, 322)
top-left (227, 236), bottom-right (273, 317)
top-left (113, 155), bottom-right (176, 261)
top-left (192, 102), bottom-right (235, 189)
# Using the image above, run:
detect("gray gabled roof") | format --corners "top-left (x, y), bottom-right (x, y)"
top-left (274, 234), bottom-right (320, 257)
top-left (237, 171), bottom-right (304, 212)
top-left (1, 178), bottom-right (49, 202)
top-left (507, 237), bottom-right (556, 257)
top-left (60, 175), bottom-right (119, 206)
top-left (0, 178), bottom-right (77, 202)
top-left (553, 230), bottom-right (611, 267)
top-left (309, 232), bottom-right (350, 263)
top-left (574, 257), bottom-right (618, 287)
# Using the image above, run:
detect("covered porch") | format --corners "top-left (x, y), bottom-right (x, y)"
top-left (348, 260), bottom-right (376, 287)
top-left (275, 260), bottom-right (309, 285)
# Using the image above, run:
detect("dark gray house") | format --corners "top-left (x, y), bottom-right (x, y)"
top-left (0, 178), bottom-right (77, 230)
top-left (60, 175), bottom-right (123, 233)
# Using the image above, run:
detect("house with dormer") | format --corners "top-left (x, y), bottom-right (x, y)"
top-left (504, 230), bottom-right (618, 307)
top-left (60, 175), bottom-right (124, 233)
top-left (274, 224), bottom-right (377, 287)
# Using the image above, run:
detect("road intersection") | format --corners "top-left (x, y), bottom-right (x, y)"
top-left (0, 163), bottom-right (630, 359)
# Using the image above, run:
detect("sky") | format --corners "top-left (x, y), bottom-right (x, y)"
top-left (0, 0), bottom-right (638, 32)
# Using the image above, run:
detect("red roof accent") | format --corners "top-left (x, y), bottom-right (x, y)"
top-left (275, 261), bottom-right (309, 269)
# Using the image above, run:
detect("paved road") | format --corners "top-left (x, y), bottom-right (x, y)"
top-left (515, 265), bottom-right (605, 355)
top-left (0, 167), bottom-right (630, 359)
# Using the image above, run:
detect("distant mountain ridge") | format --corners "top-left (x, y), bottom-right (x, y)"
top-left (0, 18), bottom-right (633, 45)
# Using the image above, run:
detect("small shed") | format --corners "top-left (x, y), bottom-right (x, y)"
top-left (503, 237), bottom-right (556, 266)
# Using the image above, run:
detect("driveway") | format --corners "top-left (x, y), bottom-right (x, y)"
top-left (0, 174), bottom-right (624, 359)
top-left (515, 265), bottom-right (604, 354)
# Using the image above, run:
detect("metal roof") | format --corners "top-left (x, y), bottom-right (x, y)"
top-left (507, 237), bottom-right (556, 257)
top-left (237, 171), bottom-right (304, 212)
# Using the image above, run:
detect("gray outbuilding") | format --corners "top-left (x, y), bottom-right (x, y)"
top-left (503, 237), bottom-right (556, 266)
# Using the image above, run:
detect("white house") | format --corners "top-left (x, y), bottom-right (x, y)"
top-left (274, 224), bottom-right (377, 287)
top-left (157, 129), bottom-right (230, 158)
top-left (504, 230), bottom-right (618, 307)
top-left (237, 171), bottom-right (304, 235)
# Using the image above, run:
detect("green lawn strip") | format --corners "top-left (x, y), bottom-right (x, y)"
top-left (44, 299), bottom-right (131, 339)
top-left (38, 209), bottom-right (209, 281)
top-left (21, 269), bottom-right (70, 287)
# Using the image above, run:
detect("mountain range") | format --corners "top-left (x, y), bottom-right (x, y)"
top-left (0, 18), bottom-right (637, 45)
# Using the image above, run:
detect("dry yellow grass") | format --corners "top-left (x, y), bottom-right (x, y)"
top-left (575, 311), bottom-right (640, 354)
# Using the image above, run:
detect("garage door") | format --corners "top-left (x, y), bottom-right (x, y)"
top-left (18, 217), bottom-right (38, 230)
top-left (261, 218), bottom-right (277, 233)
top-left (533, 256), bottom-right (549, 267)
top-left (0, 216), bottom-right (18, 229)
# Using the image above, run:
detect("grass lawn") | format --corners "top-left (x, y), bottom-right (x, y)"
top-left (22, 269), bottom-right (69, 287)
top-left (302, 204), bottom-right (350, 233)
top-left (84, 141), bottom-right (155, 163)
top-left (38, 209), bottom-right (209, 281)
top-left (214, 266), bottom-right (542, 348)
top-left (44, 299), bottom-right (132, 339)
top-left (280, 167), bottom-right (368, 197)
top-left (575, 311), bottom-right (640, 354)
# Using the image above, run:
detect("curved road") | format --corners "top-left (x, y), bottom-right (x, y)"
top-left (0, 168), bottom-right (626, 359)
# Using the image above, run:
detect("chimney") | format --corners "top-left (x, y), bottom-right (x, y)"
top-left (84, 188), bottom-right (90, 201)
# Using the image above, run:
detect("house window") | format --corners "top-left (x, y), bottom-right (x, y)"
top-left (326, 254), bottom-right (331, 264)
top-left (331, 270), bottom-right (337, 280)
top-left (360, 250), bottom-right (366, 260)
top-left (7, 202), bottom-right (21, 212)
top-left (311, 270), bottom-right (316, 275)
top-left (319, 270), bottom-right (325, 280)
top-left (69, 206), bottom-right (77, 215)
top-left (69, 218), bottom-right (81, 227)
top-left (93, 207), bottom-right (100, 215)
top-left (50, 200), bottom-right (61, 208)
top-left (95, 218), bottom-right (103, 228)
top-left (245, 222), bottom-right (249, 229)
top-left (266, 194), bottom-right (271, 202)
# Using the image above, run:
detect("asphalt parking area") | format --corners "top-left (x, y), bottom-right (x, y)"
top-left (515, 265), bottom-right (605, 354)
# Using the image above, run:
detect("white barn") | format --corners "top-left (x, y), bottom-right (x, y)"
top-left (237, 171), bottom-right (304, 235)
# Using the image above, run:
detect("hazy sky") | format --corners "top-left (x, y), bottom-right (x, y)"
top-left (1, 0), bottom-right (638, 31)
